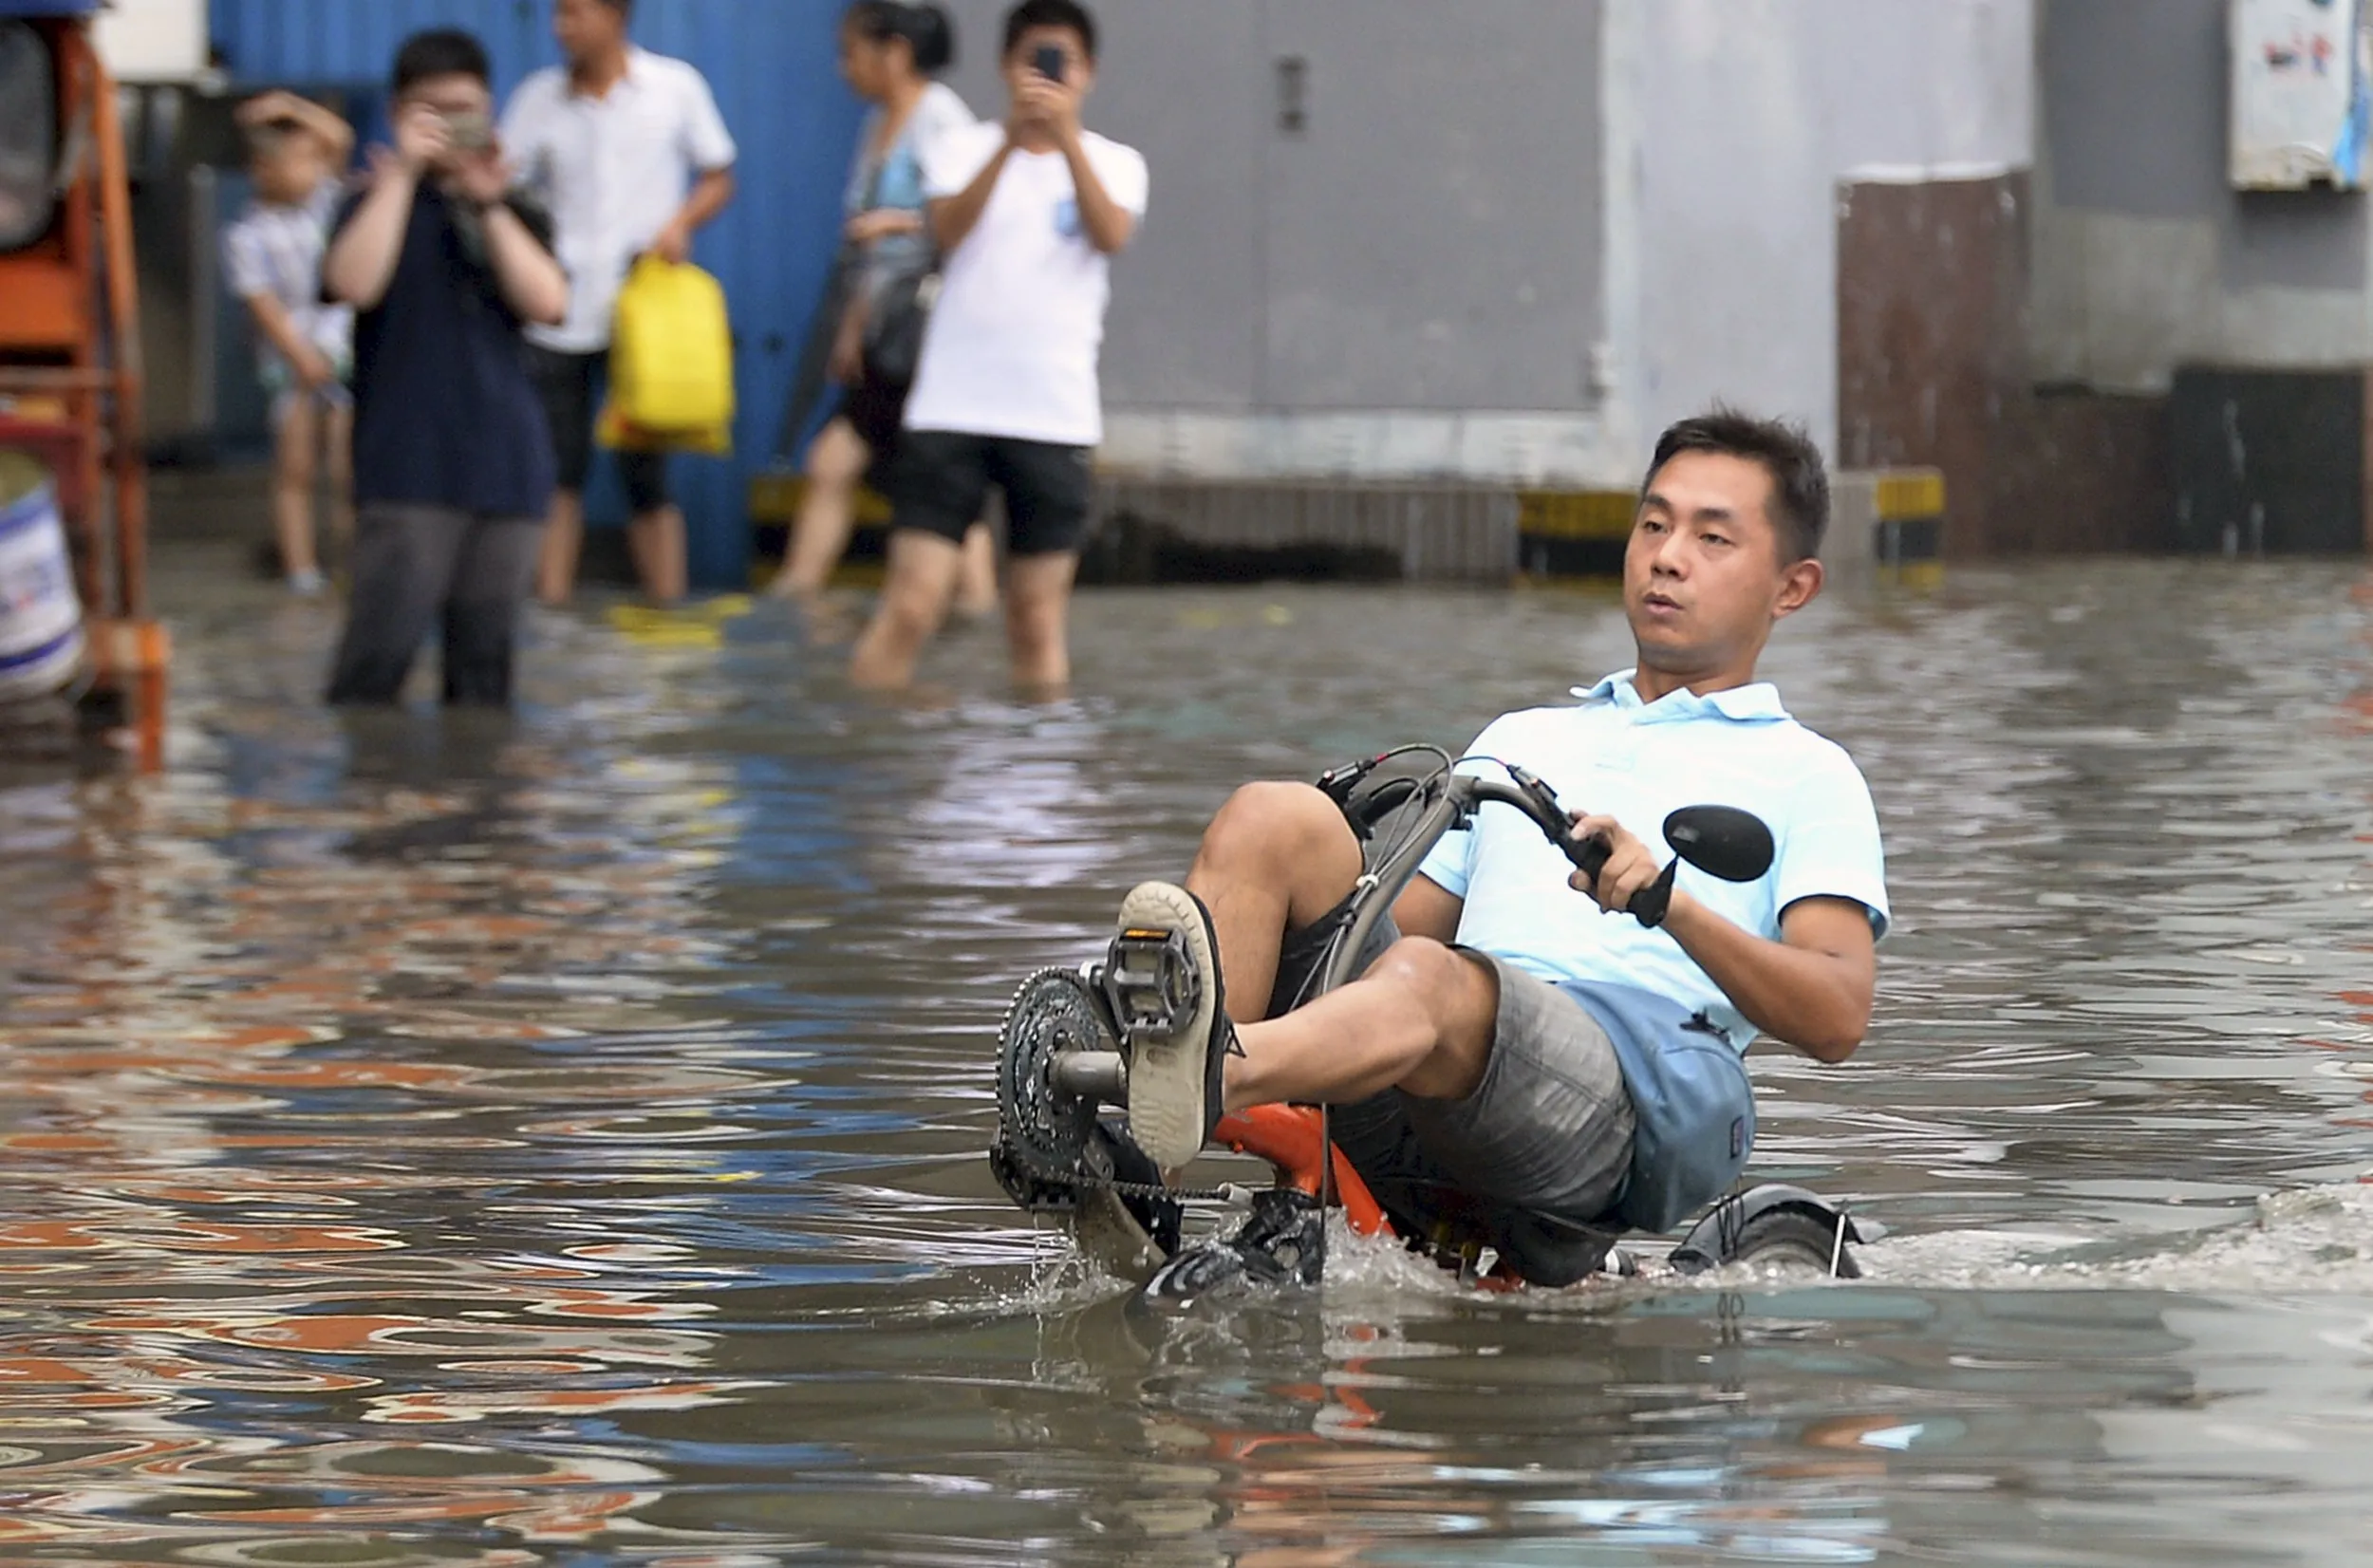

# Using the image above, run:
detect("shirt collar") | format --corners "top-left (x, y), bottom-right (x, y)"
top-left (569, 46), bottom-right (648, 100)
top-left (1570, 669), bottom-right (1791, 723)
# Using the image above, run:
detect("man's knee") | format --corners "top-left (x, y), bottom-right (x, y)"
top-left (1370, 938), bottom-right (1500, 1096)
top-left (874, 568), bottom-right (950, 643)
top-left (1197, 781), bottom-right (1365, 922)
top-left (1373, 936), bottom-right (1496, 1014)
top-left (1206, 780), bottom-right (1353, 864)
top-left (1370, 934), bottom-right (1456, 989)
top-left (807, 421), bottom-right (868, 486)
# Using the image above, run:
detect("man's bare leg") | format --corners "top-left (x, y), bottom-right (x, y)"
top-left (1181, 782), bottom-right (1366, 1026)
top-left (628, 504), bottom-right (688, 605)
top-left (1002, 551), bottom-right (1077, 695)
top-left (850, 531), bottom-right (963, 689)
top-left (954, 522), bottom-right (1000, 619)
top-left (536, 490), bottom-right (584, 605)
top-left (1224, 938), bottom-right (1499, 1109)
top-left (774, 418), bottom-right (869, 600)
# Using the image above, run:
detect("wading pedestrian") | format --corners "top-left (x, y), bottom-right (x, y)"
top-left (502, 0), bottom-right (738, 606)
top-left (772, 1), bottom-right (998, 622)
top-left (320, 28), bottom-right (569, 707)
top-left (850, 0), bottom-right (1145, 694)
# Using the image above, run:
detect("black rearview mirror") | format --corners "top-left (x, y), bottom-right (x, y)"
top-left (1662, 805), bottom-right (1773, 884)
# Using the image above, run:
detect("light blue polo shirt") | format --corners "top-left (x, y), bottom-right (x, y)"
top-left (1416, 671), bottom-right (1890, 1053)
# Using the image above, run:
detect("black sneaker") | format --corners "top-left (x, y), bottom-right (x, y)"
top-left (1104, 882), bottom-right (1238, 1174)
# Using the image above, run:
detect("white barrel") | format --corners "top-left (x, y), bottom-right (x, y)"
top-left (0, 478), bottom-right (87, 701)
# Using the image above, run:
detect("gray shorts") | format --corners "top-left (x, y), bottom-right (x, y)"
top-left (1269, 900), bottom-right (1637, 1282)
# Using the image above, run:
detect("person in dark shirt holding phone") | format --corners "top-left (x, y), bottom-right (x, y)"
top-left (320, 28), bottom-right (570, 707)
top-left (849, 0), bottom-right (1147, 695)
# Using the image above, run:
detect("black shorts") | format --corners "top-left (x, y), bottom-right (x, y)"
top-left (888, 431), bottom-right (1093, 557)
top-left (525, 346), bottom-right (669, 513)
top-left (833, 376), bottom-right (909, 457)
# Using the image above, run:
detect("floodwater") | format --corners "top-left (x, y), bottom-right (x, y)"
top-left (4, 538), bottom-right (2372, 1566)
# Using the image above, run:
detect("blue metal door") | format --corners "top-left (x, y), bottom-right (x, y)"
top-left (210, 0), bottom-right (862, 588)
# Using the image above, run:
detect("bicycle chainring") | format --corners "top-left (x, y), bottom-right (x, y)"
top-left (991, 967), bottom-right (1114, 1208)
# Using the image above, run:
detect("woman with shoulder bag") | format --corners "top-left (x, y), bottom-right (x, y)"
top-left (771, 1), bottom-right (998, 615)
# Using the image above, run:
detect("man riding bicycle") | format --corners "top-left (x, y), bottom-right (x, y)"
top-left (1110, 408), bottom-right (1891, 1284)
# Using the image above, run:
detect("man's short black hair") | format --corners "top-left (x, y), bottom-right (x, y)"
top-left (1003, 0), bottom-right (1097, 62)
top-left (599, 0), bottom-right (635, 17)
top-left (1641, 406), bottom-right (1829, 564)
top-left (848, 2), bottom-right (957, 75)
top-left (392, 28), bottom-right (491, 95)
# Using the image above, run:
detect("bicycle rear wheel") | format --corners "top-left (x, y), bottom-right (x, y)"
top-left (1722, 1208), bottom-right (1860, 1278)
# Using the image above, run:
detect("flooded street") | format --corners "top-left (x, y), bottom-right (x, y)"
top-left (5, 538), bottom-right (2373, 1565)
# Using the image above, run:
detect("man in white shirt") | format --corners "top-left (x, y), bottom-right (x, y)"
top-left (500, 0), bottom-right (738, 605)
top-left (850, 0), bottom-right (1148, 694)
top-left (1106, 411), bottom-right (1889, 1284)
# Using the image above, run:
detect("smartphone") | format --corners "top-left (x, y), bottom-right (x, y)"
top-left (1032, 43), bottom-right (1066, 83)
top-left (442, 110), bottom-right (495, 153)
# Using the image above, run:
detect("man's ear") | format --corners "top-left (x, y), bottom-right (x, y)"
top-left (1772, 555), bottom-right (1823, 621)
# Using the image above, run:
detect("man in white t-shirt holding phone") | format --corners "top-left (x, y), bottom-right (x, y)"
top-left (850, 0), bottom-right (1147, 694)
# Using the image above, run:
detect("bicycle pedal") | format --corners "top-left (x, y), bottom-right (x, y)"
top-left (1102, 926), bottom-right (1203, 1045)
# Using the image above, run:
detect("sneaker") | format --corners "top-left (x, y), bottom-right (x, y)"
top-left (1106, 882), bottom-right (1237, 1174)
top-left (287, 568), bottom-right (327, 597)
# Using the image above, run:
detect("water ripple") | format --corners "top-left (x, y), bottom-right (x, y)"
top-left (1, 555), bottom-right (2369, 1560)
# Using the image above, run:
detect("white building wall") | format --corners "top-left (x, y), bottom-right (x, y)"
top-left (94, 0), bottom-right (207, 82)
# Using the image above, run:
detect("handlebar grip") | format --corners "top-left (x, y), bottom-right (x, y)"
top-left (1561, 825), bottom-right (1677, 929)
top-left (1504, 764), bottom-right (1673, 928)
top-left (1560, 824), bottom-right (1611, 886)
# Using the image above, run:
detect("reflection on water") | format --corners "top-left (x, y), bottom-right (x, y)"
top-left (2, 546), bottom-right (2371, 1563)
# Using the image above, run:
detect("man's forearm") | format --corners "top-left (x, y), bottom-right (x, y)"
top-left (482, 203), bottom-right (570, 326)
top-left (674, 166), bottom-right (736, 233)
top-left (1662, 893), bottom-right (1873, 1062)
top-left (323, 168), bottom-right (418, 309)
top-left (1058, 133), bottom-right (1133, 254)
top-left (929, 141), bottom-right (1014, 252)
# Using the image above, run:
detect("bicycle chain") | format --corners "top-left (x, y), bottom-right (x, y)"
top-left (997, 1126), bottom-right (1241, 1206)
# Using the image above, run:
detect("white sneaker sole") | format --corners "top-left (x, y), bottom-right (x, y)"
top-left (1113, 881), bottom-right (1220, 1174)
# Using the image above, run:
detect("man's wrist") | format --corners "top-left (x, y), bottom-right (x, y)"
top-left (1657, 887), bottom-right (1705, 940)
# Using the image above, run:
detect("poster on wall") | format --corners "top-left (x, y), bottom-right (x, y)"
top-left (2232, 0), bottom-right (2371, 188)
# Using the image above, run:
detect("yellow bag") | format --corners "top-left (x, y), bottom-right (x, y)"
top-left (603, 256), bottom-right (735, 442)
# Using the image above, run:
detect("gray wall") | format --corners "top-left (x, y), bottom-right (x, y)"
top-left (937, 0), bottom-right (1602, 414)
top-left (936, 0), bottom-right (1268, 413)
top-left (2034, 0), bottom-right (2373, 390)
top-left (933, 0), bottom-right (2032, 485)
top-left (934, 0), bottom-right (1615, 482)
top-left (1623, 0), bottom-right (2034, 468)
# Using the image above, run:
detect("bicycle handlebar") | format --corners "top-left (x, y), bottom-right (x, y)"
top-left (1316, 758), bottom-right (1684, 997)
top-left (1325, 755), bottom-right (1775, 979)
top-left (1459, 771), bottom-right (1680, 927)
